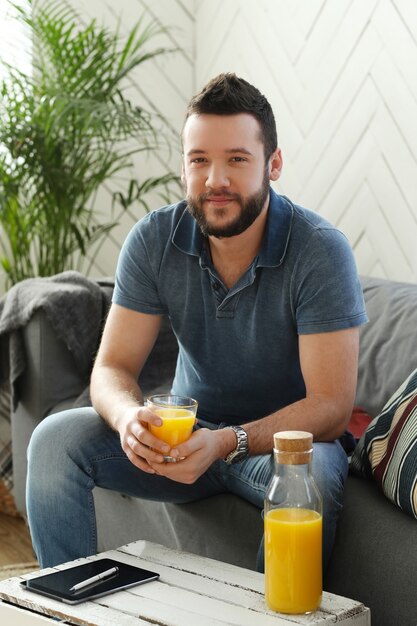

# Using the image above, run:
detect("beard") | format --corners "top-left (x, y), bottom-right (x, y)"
top-left (185, 168), bottom-right (270, 238)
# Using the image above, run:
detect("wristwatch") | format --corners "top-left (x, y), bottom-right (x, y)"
top-left (223, 425), bottom-right (249, 465)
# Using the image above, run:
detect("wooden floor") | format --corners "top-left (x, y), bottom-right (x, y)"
top-left (0, 512), bottom-right (36, 566)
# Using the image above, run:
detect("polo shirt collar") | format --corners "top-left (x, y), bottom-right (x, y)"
top-left (257, 190), bottom-right (293, 268)
top-left (172, 202), bottom-right (204, 257)
top-left (172, 189), bottom-right (294, 268)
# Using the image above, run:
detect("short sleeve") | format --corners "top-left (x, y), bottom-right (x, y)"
top-left (112, 215), bottom-right (167, 315)
top-left (293, 227), bottom-right (368, 334)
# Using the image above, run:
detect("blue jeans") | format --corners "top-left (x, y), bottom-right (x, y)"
top-left (26, 408), bottom-right (348, 569)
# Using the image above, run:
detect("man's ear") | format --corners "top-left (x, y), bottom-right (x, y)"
top-left (269, 149), bottom-right (283, 182)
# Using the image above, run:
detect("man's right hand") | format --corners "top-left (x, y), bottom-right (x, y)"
top-left (90, 305), bottom-right (167, 472)
top-left (117, 406), bottom-right (172, 473)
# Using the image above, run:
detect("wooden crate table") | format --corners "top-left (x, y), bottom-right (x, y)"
top-left (0, 541), bottom-right (370, 625)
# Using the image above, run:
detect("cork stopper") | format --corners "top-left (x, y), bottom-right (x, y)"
top-left (273, 431), bottom-right (313, 464)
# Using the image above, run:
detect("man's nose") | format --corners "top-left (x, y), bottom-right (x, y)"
top-left (205, 164), bottom-right (230, 189)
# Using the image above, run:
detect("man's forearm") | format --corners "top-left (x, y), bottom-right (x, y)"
top-left (90, 365), bottom-right (144, 432)
top-left (243, 394), bottom-right (352, 456)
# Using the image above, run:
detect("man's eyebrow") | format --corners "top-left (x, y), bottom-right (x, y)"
top-left (186, 149), bottom-right (206, 156)
top-left (225, 148), bottom-right (253, 155)
top-left (186, 148), bottom-right (253, 156)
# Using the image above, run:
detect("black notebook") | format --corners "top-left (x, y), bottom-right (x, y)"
top-left (21, 557), bottom-right (159, 605)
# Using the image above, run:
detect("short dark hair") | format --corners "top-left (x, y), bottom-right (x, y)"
top-left (184, 73), bottom-right (278, 160)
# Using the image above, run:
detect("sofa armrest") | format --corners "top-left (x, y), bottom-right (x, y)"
top-left (11, 309), bottom-right (88, 515)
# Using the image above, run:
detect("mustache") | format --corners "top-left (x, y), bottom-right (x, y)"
top-left (197, 190), bottom-right (240, 202)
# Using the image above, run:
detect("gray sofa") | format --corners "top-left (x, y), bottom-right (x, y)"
top-left (10, 275), bottom-right (417, 626)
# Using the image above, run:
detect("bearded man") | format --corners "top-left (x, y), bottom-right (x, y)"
top-left (27, 73), bottom-right (367, 570)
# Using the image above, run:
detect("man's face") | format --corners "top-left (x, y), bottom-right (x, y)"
top-left (182, 113), bottom-right (282, 238)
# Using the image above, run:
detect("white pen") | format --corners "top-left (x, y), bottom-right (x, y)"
top-left (69, 566), bottom-right (119, 592)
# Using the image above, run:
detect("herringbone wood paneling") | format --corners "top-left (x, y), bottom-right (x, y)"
top-left (194, 0), bottom-right (417, 282)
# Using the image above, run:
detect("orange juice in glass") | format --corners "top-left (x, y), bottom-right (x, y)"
top-left (147, 394), bottom-right (198, 461)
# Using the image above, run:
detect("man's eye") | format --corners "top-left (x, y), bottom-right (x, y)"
top-left (231, 156), bottom-right (247, 162)
top-left (190, 158), bottom-right (206, 164)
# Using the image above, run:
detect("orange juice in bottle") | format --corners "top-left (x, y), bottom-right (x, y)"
top-left (264, 431), bottom-right (322, 614)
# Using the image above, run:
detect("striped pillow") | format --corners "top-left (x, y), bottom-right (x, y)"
top-left (350, 367), bottom-right (417, 518)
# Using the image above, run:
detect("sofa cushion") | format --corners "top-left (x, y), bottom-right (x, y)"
top-left (324, 474), bottom-right (417, 626)
top-left (357, 276), bottom-right (417, 417)
top-left (350, 367), bottom-right (417, 518)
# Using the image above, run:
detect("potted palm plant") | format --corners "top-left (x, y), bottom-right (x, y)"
top-left (0, 0), bottom-right (180, 286)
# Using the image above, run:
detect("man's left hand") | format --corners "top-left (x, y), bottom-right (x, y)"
top-left (147, 427), bottom-right (233, 483)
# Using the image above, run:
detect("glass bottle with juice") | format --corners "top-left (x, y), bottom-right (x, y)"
top-left (264, 431), bottom-right (322, 614)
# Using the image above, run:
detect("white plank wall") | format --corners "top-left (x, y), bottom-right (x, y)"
top-left (194, 0), bottom-right (417, 282)
top-left (0, 0), bottom-right (416, 290)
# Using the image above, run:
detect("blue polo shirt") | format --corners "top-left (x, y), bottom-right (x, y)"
top-left (113, 190), bottom-right (367, 425)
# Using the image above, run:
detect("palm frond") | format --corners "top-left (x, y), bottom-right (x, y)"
top-left (0, 0), bottom-right (179, 286)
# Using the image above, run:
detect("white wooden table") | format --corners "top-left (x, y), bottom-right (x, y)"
top-left (0, 541), bottom-right (371, 625)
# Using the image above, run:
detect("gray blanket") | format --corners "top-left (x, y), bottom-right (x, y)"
top-left (0, 271), bottom-right (112, 409)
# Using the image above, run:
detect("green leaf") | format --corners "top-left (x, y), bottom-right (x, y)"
top-left (0, 0), bottom-right (180, 284)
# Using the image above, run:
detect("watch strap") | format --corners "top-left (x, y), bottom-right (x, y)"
top-left (223, 425), bottom-right (249, 465)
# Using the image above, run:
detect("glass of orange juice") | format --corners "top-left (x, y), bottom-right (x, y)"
top-left (147, 394), bottom-right (198, 462)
